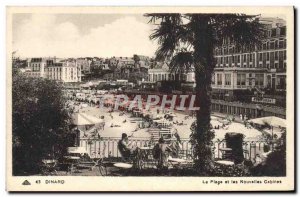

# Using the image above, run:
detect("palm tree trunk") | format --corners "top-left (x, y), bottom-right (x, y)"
top-left (191, 16), bottom-right (215, 172)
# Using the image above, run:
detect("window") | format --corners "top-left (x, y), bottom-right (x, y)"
top-left (255, 74), bottom-right (264, 86)
top-left (217, 74), bottom-right (222, 85)
top-left (275, 40), bottom-right (279, 49)
top-left (279, 51), bottom-right (284, 61)
top-left (268, 30), bottom-right (272, 37)
top-left (271, 29), bottom-right (277, 37)
top-left (275, 51), bottom-right (279, 60)
top-left (263, 43), bottom-right (267, 50)
top-left (225, 74), bottom-right (231, 86)
top-left (270, 42), bottom-right (275, 49)
top-left (249, 53), bottom-right (252, 62)
top-left (237, 74), bottom-right (246, 86)
top-left (267, 52), bottom-right (270, 61)
top-left (228, 56), bottom-right (232, 65)
top-left (279, 40), bottom-right (284, 48)
top-left (280, 27), bottom-right (286, 36)
top-left (276, 28), bottom-right (280, 36)
top-left (259, 53), bottom-right (262, 61)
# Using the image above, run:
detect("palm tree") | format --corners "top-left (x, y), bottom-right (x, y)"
top-left (146, 13), bottom-right (264, 172)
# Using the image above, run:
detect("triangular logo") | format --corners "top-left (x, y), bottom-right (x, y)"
top-left (22, 180), bottom-right (31, 185)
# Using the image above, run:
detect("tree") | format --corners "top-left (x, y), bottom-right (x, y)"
top-left (12, 73), bottom-right (72, 175)
top-left (146, 14), bottom-right (264, 172)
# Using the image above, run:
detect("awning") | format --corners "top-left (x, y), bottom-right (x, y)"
top-left (71, 112), bottom-right (104, 126)
top-left (249, 116), bottom-right (286, 128)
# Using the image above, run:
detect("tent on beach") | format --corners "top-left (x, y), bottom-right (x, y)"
top-left (249, 116), bottom-right (286, 128)
top-left (71, 112), bottom-right (104, 126)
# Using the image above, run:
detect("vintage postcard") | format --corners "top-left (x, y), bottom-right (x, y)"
top-left (6, 6), bottom-right (294, 192)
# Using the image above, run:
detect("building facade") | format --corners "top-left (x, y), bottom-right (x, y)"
top-left (25, 57), bottom-right (55, 78)
top-left (212, 17), bottom-right (287, 100)
top-left (23, 57), bottom-right (82, 82)
top-left (147, 18), bottom-right (287, 100)
top-left (76, 58), bottom-right (92, 74)
top-left (47, 61), bottom-right (81, 82)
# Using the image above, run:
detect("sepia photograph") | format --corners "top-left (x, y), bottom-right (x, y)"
top-left (6, 6), bottom-right (294, 191)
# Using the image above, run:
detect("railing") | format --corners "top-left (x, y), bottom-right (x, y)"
top-left (80, 137), bottom-right (269, 162)
top-left (213, 140), bottom-right (271, 161)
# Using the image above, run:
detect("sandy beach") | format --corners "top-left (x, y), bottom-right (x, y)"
top-left (77, 104), bottom-right (263, 141)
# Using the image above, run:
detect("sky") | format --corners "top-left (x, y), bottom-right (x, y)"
top-left (12, 14), bottom-right (158, 58)
top-left (12, 13), bottom-right (284, 59)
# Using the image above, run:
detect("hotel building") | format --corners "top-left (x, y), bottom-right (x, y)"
top-left (47, 61), bottom-right (81, 82)
top-left (212, 17), bottom-right (286, 101)
top-left (145, 17), bottom-right (287, 118)
top-left (23, 58), bottom-right (82, 83)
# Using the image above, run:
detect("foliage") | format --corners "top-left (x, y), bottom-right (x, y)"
top-left (209, 163), bottom-right (251, 177)
top-left (12, 73), bottom-right (72, 175)
top-left (159, 80), bottom-right (182, 93)
top-left (189, 121), bottom-right (215, 172)
top-left (251, 131), bottom-right (286, 176)
top-left (147, 13), bottom-right (264, 171)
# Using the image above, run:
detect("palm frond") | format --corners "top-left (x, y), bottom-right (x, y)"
top-left (146, 14), bottom-right (194, 61)
top-left (169, 51), bottom-right (194, 74)
top-left (213, 14), bottom-right (265, 50)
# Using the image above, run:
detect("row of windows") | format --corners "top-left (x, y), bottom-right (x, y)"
top-left (48, 74), bottom-right (78, 80)
top-left (212, 73), bottom-right (264, 86)
top-left (217, 50), bottom-right (286, 64)
top-left (214, 38), bottom-right (286, 56)
top-left (25, 72), bottom-right (40, 77)
top-left (216, 50), bottom-right (286, 69)
top-left (259, 39), bottom-right (286, 51)
top-left (149, 73), bottom-right (194, 82)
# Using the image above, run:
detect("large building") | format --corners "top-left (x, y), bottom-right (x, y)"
top-left (148, 62), bottom-right (195, 83)
top-left (145, 17), bottom-right (287, 118)
top-left (47, 61), bottom-right (81, 82)
top-left (147, 18), bottom-right (286, 98)
top-left (23, 57), bottom-right (82, 82)
top-left (212, 17), bottom-right (286, 101)
top-left (25, 57), bottom-right (56, 78)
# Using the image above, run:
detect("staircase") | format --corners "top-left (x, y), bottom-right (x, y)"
top-left (130, 118), bottom-right (143, 123)
top-left (148, 128), bottom-right (172, 142)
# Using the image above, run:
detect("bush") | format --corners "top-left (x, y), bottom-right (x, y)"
top-left (209, 163), bottom-right (251, 177)
top-left (251, 132), bottom-right (286, 176)
top-left (12, 74), bottom-right (72, 175)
